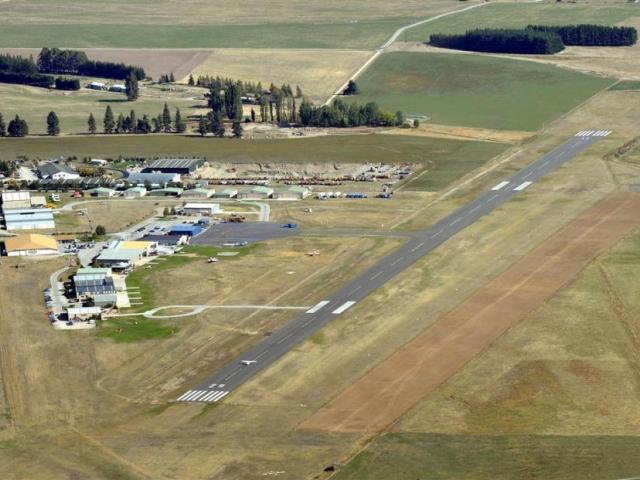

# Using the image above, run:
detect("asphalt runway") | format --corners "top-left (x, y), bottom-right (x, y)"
top-left (176, 130), bottom-right (611, 404)
top-left (191, 221), bottom-right (298, 246)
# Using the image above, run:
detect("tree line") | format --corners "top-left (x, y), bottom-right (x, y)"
top-left (0, 53), bottom-right (68, 88)
top-left (429, 28), bottom-right (565, 54)
top-left (38, 48), bottom-right (146, 80)
top-left (99, 103), bottom-right (186, 135)
top-left (528, 24), bottom-right (637, 47)
top-left (429, 24), bottom-right (637, 54)
top-left (299, 99), bottom-right (400, 128)
top-left (0, 110), bottom-right (62, 137)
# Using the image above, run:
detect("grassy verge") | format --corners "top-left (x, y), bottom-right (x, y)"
top-left (0, 134), bottom-right (506, 169)
top-left (334, 433), bottom-right (640, 480)
top-left (347, 52), bottom-right (613, 131)
top-left (608, 80), bottom-right (640, 91)
top-left (97, 316), bottom-right (177, 343)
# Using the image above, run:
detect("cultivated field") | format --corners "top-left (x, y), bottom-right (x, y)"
top-left (401, 1), bottom-right (640, 42)
top-left (187, 49), bottom-right (373, 104)
top-left (347, 51), bottom-right (613, 131)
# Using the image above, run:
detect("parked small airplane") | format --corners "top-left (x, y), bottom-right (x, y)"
top-left (207, 257), bottom-right (218, 263)
top-left (241, 360), bottom-right (257, 366)
top-left (307, 250), bottom-right (320, 256)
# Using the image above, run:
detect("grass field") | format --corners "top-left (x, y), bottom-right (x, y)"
top-left (348, 52), bottom-right (612, 131)
top-left (0, 134), bottom-right (506, 169)
top-left (334, 433), bottom-right (640, 480)
top-left (609, 80), bottom-right (640, 91)
top-left (0, 83), bottom-right (203, 135)
top-left (401, 2), bottom-right (640, 42)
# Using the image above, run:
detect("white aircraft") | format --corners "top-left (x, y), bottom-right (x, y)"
top-left (207, 257), bottom-right (218, 263)
top-left (241, 360), bottom-right (257, 366)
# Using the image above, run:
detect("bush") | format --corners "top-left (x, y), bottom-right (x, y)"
top-left (55, 77), bottom-right (80, 90)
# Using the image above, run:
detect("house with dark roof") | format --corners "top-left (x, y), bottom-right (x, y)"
top-left (37, 162), bottom-right (80, 180)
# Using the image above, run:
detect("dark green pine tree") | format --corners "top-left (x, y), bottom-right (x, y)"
top-left (8, 115), bottom-right (28, 137)
top-left (87, 112), bottom-right (96, 134)
top-left (0, 112), bottom-right (5, 137)
top-left (103, 106), bottom-right (115, 134)
top-left (115, 113), bottom-right (124, 134)
top-left (169, 72), bottom-right (175, 83)
top-left (197, 115), bottom-right (207, 136)
top-left (139, 114), bottom-right (151, 134)
top-left (232, 121), bottom-right (243, 138)
top-left (250, 108), bottom-right (256, 123)
top-left (161, 103), bottom-right (172, 132)
top-left (188, 74), bottom-right (195, 86)
top-left (129, 110), bottom-right (137, 133)
top-left (175, 108), bottom-right (186, 133)
top-left (211, 111), bottom-right (225, 137)
top-left (125, 73), bottom-right (139, 101)
top-left (46, 111), bottom-right (60, 136)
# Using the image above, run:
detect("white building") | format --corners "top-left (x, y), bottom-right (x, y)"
top-left (4, 208), bottom-right (55, 230)
top-left (37, 163), bottom-right (80, 181)
top-left (124, 187), bottom-right (147, 198)
top-left (183, 203), bottom-right (221, 215)
top-left (1, 191), bottom-right (31, 209)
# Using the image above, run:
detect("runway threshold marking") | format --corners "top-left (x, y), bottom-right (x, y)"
top-left (491, 181), bottom-right (510, 191)
top-left (306, 301), bottom-right (330, 314)
top-left (332, 301), bottom-right (356, 314)
top-left (514, 181), bottom-right (533, 191)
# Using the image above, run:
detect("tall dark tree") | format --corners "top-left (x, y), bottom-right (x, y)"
top-left (153, 114), bottom-right (162, 133)
top-left (175, 108), bottom-right (186, 133)
top-left (210, 111), bottom-right (225, 137)
top-left (103, 106), bottom-right (115, 134)
top-left (125, 72), bottom-right (139, 101)
top-left (169, 72), bottom-right (175, 82)
top-left (129, 110), bottom-right (137, 133)
top-left (0, 112), bottom-right (5, 137)
top-left (46, 111), bottom-right (60, 136)
top-left (197, 115), bottom-right (207, 136)
top-left (295, 85), bottom-right (303, 98)
top-left (7, 115), bottom-right (28, 137)
top-left (115, 113), bottom-right (125, 133)
top-left (250, 108), bottom-right (256, 123)
top-left (87, 112), bottom-right (96, 134)
top-left (161, 103), bottom-right (172, 132)
top-left (138, 115), bottom-right (151, 134)
top-left (232, 121), bottom-right (243, 138)
top-left (343, 80), bottom-right (360, 95)
top-left (188, 74), bottom-right (195, 86)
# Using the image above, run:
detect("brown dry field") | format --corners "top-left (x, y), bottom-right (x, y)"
top-left (301, 193), bottom-right (640, 433)
top-left (188, 49), bottom-right (374, 104)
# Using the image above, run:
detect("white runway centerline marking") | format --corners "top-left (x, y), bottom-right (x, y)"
top-left (332, 301), bottom-right (356, 314)
top-left (410, 242), bottom-right (425, 252)
top-left (306, 300), bottom-right (330, 314)
top-left (277, 332), bottom-right (294, 345)
top-left (514, 181), bottom-right (533, 191)
top-left (370, 271), bottom-right (383, 281)
top-left (390, 257), bottom-right (403, 266)
top-left (491, 181), bottom-right (510, 191)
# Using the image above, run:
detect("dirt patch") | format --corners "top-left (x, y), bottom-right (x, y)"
top-left (384, 123), bottom-right (532, 143)
top-left (300, 192), bottom-right (640, 433)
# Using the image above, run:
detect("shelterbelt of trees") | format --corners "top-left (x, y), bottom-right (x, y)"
top-left (429, 24), bottom-right (638, 54)
top-left (0, 48), bottom-right (145, 91)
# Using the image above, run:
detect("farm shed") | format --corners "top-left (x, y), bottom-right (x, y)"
top-left (142, 158), bottom-right (205, 175)
top-left (149, 187), bottom-right (183, 197)
top-left (4, 208), bottom-right (55, 230)
top-left (124, 187), bottom-right (147, 198)
top-left (183, 188), bottom-right (215, 198)
top-left (238, 186), bottom-right (274, 199)
top-left (169, 224), bottom-right (203, 237)
top-left (212, 188), bottom-right (238, 199)
top-left (3, 233), bottom-right (58, 256)
top-left (87, 187), bottom-right (116, 198)
top-left (126, 172), bottom-right (181, 187)
top-left (1, 191), bottom-right (31, 209)
top-left (183, 203), bottom-right (220, 215)
top-left (96, 248), bottom-right (145, 269)
top-left (274, 186), bottom-right (311, 200)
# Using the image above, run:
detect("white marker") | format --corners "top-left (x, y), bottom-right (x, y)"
top-left (491, 181), bottom-right (510, 191)
top-left (514, 181), bottom-right (532, 191)
top-left (332, 301), bottom-right (356, 314)
top-left (306, 300), bottom-right (330, 314)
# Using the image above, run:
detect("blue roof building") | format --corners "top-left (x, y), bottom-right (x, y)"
top-left (169, 224), bottom-right (203, 237)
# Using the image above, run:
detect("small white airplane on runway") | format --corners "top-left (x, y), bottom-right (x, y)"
top-left (241, 360), bottom-right (257, 366)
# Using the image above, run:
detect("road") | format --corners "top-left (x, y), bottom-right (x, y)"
top-left (176, 130), bottom-right (612, 404)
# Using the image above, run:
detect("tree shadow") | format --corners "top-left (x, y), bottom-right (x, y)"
top-left (98, 99), bottom-right (129, 103)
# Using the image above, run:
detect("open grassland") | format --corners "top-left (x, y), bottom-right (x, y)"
top-left (188, 49), bottom-right (373, 104)
top-left (333, 434), bottom-right (640, 480)
top-left (0, 0), bottom-right (469, 26)
top-left (0, 83), bottom-right (203, 135)
top-left (348, 52), bottom-right (613, 131)
top-left (0, 134), bottom-right (505, 167)
top-left (401, 1), bottom-right (640, 42)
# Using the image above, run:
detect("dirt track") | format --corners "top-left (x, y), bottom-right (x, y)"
top-left (300, 192), bottom-right (640, 433)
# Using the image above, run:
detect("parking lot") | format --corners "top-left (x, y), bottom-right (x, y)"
top-left (191, 222), bottom-right (299, 246)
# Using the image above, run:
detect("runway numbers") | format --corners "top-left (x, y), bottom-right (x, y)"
top-left (176, 390), bottom-right (229, 403)
top-left (332, 301), bottom-right (356, 314)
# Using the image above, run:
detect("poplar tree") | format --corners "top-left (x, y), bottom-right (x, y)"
top-left (175, 108), bottom-right (186, 133)
top-left (161, 103), bottom-right (172, 132)
top-left (197, 115), bottom-right (207, 136)
top-left (125, 72), bottom-right (139, 101)
top-left (0, 112), bottom-right (5, 136)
